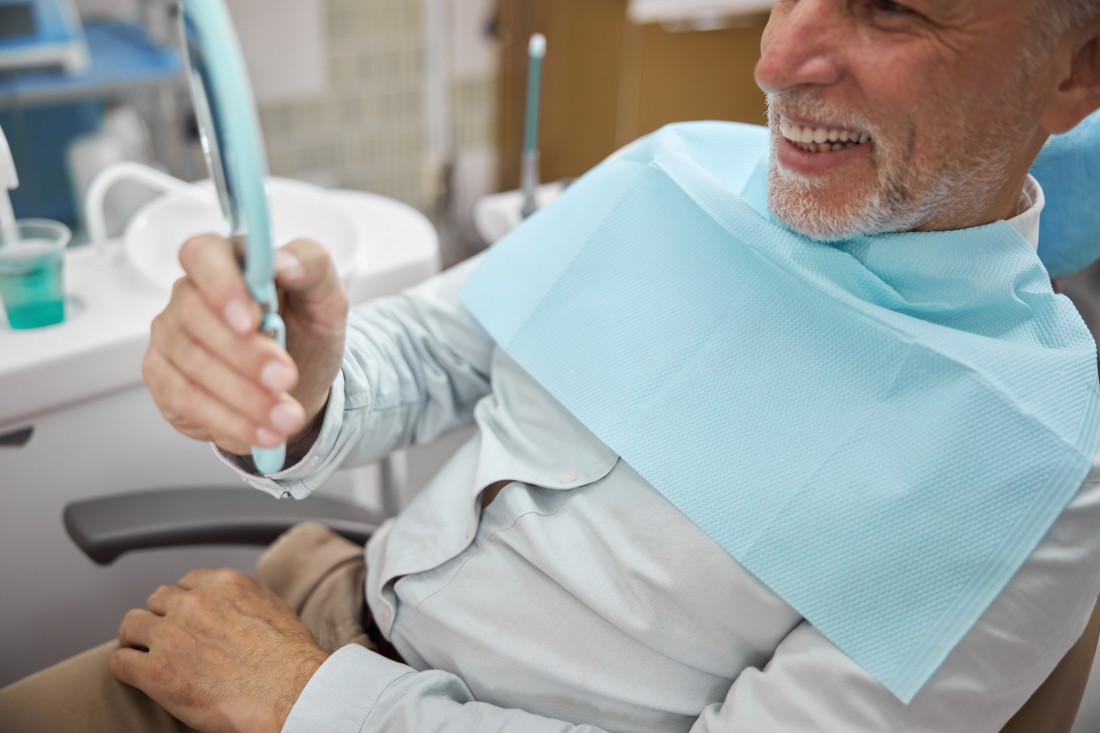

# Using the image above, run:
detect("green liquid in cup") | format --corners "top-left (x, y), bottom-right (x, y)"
top-left (0, 243), bottom-right (65, 329)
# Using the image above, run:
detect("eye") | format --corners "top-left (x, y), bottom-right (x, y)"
top-left (855, 0), bottom-right (927, 26)
top-left (867, 0), bottom-right (914, 15)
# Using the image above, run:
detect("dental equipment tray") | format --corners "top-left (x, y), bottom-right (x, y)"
top-left (0, 21), bottom-right (180, 107)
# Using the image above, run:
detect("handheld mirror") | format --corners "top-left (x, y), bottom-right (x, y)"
top-left (180, 0), bottom-right (286, 474)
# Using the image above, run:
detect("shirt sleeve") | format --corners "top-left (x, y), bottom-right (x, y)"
top-left (215, 254), bottom-right (496, 499)
top-left (690, 464), bottom-right (1100, 733)
top-left (281, 645), bottom-right (612, 733)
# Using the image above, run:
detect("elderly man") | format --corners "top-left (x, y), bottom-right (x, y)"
top-left (5, 0), bottom-right (1100, 731)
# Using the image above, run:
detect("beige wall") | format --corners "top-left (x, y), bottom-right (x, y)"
top-left (497, 0), bottom-right (768, 190)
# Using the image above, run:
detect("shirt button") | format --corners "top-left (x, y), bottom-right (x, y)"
top-left (560, 470), bottom-right (579, 484)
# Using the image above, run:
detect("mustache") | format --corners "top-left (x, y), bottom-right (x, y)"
top-left (765, 91), bottom-right (875, 136)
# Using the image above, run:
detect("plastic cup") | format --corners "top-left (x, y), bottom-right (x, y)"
top-left (0, 219), bottom-right (72, 330)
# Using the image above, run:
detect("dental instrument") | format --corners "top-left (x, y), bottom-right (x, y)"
top-left (0, 125), bottom-right (19, 245)
top-left (520, 33), bottom-right (546, 220)
top-left (179, 0), bottom-right (285, 475)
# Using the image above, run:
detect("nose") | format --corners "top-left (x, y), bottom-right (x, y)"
top-left (755, 0), bottom-right (845, 94)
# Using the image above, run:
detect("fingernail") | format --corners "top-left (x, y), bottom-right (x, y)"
top-left (275, 251), bottom-right (304, 281)
top-left (269, 402), bottom-right (301, 433)
top-left (224, 299), bottom-right (253, 335)
top-left (260, 361), bottom-right (295, 392)
top-left (255, 427), bottom-right (281, 446)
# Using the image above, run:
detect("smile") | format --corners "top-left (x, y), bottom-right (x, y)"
top-left (779, 118), bottom-right (871, 153)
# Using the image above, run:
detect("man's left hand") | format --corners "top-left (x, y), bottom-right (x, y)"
top-left (110, 567), bottom-right (328, 733)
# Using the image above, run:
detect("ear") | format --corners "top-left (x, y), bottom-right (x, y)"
top-left (1042, 20), bottom-right (1100, 134)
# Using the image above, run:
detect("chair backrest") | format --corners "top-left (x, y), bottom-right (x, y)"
top-left (1030, 109), bottom-right (1100, 279)
top-left (1002, 272), bottom-right (1100, 732)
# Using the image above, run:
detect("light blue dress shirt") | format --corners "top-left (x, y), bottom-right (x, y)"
top-left (224, 179), bottom-right (1100, 732)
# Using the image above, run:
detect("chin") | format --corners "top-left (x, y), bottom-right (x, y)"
top-left (766, 169), bottom-right (926, 242)
top-left (767, 188), bottom-right (866, 242)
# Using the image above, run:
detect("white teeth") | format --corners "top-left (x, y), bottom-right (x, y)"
top-left (778, 118), bottom-right (871, 153)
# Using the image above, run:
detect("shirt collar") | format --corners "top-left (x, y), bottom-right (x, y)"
top-left (1005, 174), bottom-right (1043, 251)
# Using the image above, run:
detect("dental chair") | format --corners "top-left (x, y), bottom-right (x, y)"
top-left (57, 259), bottom-right (1100, 733)
top-left (62, 113), bottom-right (1100, 732)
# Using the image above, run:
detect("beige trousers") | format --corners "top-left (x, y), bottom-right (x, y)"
top-left (0, 522), bottom-right (387, 733)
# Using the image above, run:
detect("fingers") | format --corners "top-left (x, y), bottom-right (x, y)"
top-left (275, 240), bottom-right (349, 329)
top-left (108, 647), bottom-right (149, 689)
top-left (150, 285), bottom-right (306, 442)
top-left (179, 567), bottom-right (248, 592)
top-left (147, 584), bottom-right (186, 616)
top-left (173, 277), bottom-right (297, 389)
top-left (275, 239), bottom-right (338, 295)
top-left (143, 347), bottom-right (270, 454)
top-left (178, 234), bottom-right (259, 337)
top-left (118, 608), bottom-right (158, 651)
top-left (146, 235), bottom-right (316, 451)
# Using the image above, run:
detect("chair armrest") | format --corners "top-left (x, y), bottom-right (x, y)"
top-left (63, 487), bottom-right (382, 565)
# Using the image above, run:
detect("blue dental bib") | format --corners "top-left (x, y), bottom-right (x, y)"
top-left (460, 122), bottom-right (1100, 702)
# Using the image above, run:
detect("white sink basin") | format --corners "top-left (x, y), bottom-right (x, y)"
top-left (0, 188), bottom-right (439, 429)
top-left (123, 177), bottom-right (361, 292)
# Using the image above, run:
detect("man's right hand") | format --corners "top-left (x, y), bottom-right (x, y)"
top-left (143, 235), bottom-right (348, 461)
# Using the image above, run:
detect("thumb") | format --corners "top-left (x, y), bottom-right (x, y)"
top-left (274, 239), bottom-right (345, 303)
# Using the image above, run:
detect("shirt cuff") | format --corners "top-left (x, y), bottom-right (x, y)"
top-left (281, 644), bottom-right (415, 733)
top-left (212, 370), bottom-right (349, 499)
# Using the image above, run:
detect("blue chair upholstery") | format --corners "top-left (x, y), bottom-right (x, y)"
top-left (1032, 110), bottom-right (1100, 278)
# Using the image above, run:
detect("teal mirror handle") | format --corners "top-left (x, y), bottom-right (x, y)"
top-left (251, 309), bottom-right (287, 474)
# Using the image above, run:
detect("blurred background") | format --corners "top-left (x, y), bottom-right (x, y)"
top-left (1, 0), bottom-right (770, 266)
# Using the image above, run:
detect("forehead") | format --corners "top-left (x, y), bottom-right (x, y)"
top-left (923, 0), bottom-right (1040, 21)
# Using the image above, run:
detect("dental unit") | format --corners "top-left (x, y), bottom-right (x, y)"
top-left (520, 33), bottom-right (546, 219)
top-left (0, 126), bottom-right (18, 245)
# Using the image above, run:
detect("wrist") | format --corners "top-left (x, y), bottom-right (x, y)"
top-left (270, 648), bottom-right (329, 733)
top-left (285, 390), bottom-right (329, 466)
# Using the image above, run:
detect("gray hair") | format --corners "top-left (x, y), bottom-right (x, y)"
top-left (1043, 0), bottom-right (1100, 35)
top-left (1020, 1), bottom-right (1100, 76)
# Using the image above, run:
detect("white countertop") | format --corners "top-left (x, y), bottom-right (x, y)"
top-left (0, 189), bottom-right (439, 429)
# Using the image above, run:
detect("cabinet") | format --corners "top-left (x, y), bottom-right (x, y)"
top-left (496, 0), bottom-right (768, 189)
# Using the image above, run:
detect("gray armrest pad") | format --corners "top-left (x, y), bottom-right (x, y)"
top-left (64, 487), bottom-right (382, 565)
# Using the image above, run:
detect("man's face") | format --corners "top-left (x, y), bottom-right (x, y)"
top-left (756, 0), bottom-right (1057, 240)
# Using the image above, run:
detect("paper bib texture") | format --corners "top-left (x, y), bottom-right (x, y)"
top-left (461, 122), bottom-right (1100, 701)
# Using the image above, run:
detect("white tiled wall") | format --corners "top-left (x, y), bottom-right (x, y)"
top-left (253, 1), bottom-right (496, 216)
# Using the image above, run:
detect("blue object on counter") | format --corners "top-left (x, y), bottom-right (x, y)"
top-left (0, 101), bottom-right (98, 225)
top-left (0, 20), bottom-right (181, 225)
top-left (0, 21), bottom-right (181, 103)
top-left (0, 0), bottom-right (88, 73)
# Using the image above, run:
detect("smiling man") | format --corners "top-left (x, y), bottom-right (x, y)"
top-left (764, 0), bottom-right (1091, 240)
top-left (4, 1), bottom-right (1100, 732)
